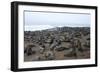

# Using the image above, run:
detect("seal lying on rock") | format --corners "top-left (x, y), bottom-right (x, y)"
top-left (44, 51), bottom-right (55, 60)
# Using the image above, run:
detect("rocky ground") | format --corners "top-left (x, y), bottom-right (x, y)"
top-left (24, 27), bottom-right (90, 62)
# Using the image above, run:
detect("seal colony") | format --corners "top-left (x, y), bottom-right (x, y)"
top-left (24, 27), bottom-right (90, 62)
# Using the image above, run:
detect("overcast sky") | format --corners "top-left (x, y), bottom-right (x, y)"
top-left (24, 11), bottom-right (90, 31)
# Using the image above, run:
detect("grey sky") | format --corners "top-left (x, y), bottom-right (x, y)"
top-left (24, 11), bottom-right (90, 31)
